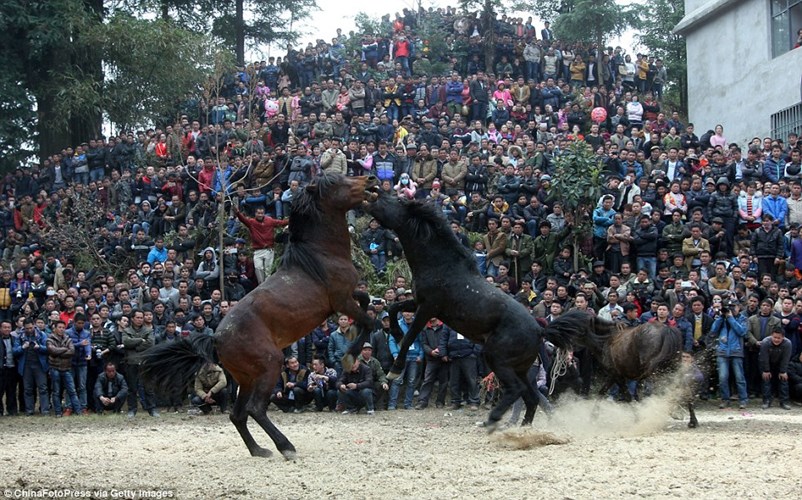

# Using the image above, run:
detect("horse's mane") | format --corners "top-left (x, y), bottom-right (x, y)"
top-left (543, 311), bottom-right (623, 353)
top-left (280, 172), bottom-right (345, 283)
top-left (401, 199), bottom-right (475, 263)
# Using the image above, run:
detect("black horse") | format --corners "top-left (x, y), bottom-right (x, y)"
top-left (544, 310), bottom-right (698, 428)
top-left (363, 194), bottom-right (548, 428)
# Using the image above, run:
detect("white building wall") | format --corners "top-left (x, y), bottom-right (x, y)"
top-left (682, 0), bottom-right (802, 146)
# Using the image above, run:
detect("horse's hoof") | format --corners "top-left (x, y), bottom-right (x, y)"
top-left (281, 449), bottom-right (297, 461)
top-left (251, 447), bottom-right (273, 458)
top-left (688, 420), bottom-right (698, 429)
top-left (387, 370), bottom-right (401, 381)
top-left (481, 421), bottom-right (499, 434)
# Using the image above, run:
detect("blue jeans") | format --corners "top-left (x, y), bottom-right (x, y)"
top-left (132, 222), bottom-right (150, 236)
top-left (395, 56), bottom-right (410, 76)
top-left (340, 387), bottom-right (374, 411)
top-left (526, 61), bottom-right (540, 82)
top-left (637, 256), bottom-right (657, 280)
top-left (23, 361), bottom-right (49, 415)
top-left (762, 369), bottom-right (790, 404)
top-left (369, 252), bottom-right (386, 274)
top-left (72, 364), bottom-right (88, 410)
top-left (74, 171), bottom-right (89, 186)
top-left (90, 168), bottom-right (105, 183)
top-left (717, 356), bottom-right (747, 404)
top-left (51, 369), bottom-right (80, 415)
top-left (388, 359), bottom-right (419, 409)
top-left (386, 104), bottom-right (399, 122)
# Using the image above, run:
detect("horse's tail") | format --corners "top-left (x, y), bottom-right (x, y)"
top-left (141, 334), bottom-right (218, 397)
top-left (653, 325), bottom-right (684, 372)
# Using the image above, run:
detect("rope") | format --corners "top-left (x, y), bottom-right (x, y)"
top-left (548, 348), bottom-right (570, 396)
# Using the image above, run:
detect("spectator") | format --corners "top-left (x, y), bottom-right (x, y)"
top-left (711, 301), bottom-right (748, 409)
top-left (759, 328), bottom-right (793, 410)
top-left (94, 362), bottom-right (128, 414)
top-left (387, 310), bottom-right (422, 410)
top-left (235, 206), bottom-right (288, 285)
top-left (13, 317), bottom-right (49, 416)
top-left (307, 356), bottom-right (338, 412)
top-left (337, 356), bottom-right (374, 415)
top-left (191, 360), bottom-right (229, 415)
top-left (439, 325), bottom-right (480, 411)
top-left (123, 309), bottom-right (158, 418)
top-left (47, 319), bottom-right (81, 417)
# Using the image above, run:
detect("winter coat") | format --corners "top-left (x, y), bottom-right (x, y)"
top-left (46, 332), bottom-right (75, 371)
top-left (712, 313), bottom-right (747, 358)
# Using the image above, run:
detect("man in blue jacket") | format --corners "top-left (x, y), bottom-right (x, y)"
top-left (12, 317), bottom-right (49, 416)
top-left (711, 300), bottom-right (748, 409)
top-left (66, 313), bottom-right (91, 415)
top-left (439, 325), bottom-right (481, 410)
top-left (388, 310), bottom-right (422, 410)
top-left (592, 195), bottom-right (616, 261)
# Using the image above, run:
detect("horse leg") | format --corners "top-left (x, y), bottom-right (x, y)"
top-left (229, 386), bottom-right (272, 458)
top-left (247, 373), bottom-right (297, 461)
top-left (687, 400), bottom-right (698, 428)
top-left (484, 364), bottom-right (526, 432)
top-left (519, 369), bottom-right (540, 426)
top-left (387, 307), bottom-right (430, 380)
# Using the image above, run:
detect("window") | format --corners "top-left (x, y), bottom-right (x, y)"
top-left (772, 0), bottom-right (802, 57)
top-left (771, 102), bottom-right (802, 140)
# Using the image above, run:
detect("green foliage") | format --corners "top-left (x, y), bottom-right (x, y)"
top-left (0, 73), bottom-right (36, 171)
top-left (354, 12), bottom-right (383, 36)
top-left (550, 140), bottom-right (603, 259)
top-left (634, 0), bottom-right (687, 115)
top-left (552, 0), bottom-right (635, 45)
top-left (72, 14), bottom-right (220, 131)
top-left (211, 0), bottom-right (317, 58)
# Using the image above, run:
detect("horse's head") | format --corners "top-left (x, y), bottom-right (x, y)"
top-left (363, 191), bottom-right (408, 230)
top-left (305, 173), bottom-right (379, 213)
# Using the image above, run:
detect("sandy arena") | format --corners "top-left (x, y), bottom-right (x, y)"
top-left (1, 395), bottom-right (801, 499)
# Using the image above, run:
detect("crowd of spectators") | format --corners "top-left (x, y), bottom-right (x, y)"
top-left (1, 6), bottom-right (801, 420)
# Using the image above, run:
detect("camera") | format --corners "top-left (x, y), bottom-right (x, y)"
top-left (719, 298), bottom-right (736, 315)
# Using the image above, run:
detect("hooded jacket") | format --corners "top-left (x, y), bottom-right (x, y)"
top-left (195, 247), bottom-right (220, 282)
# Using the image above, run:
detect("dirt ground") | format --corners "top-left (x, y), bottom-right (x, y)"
top-left (1, 396), bottom-right (801, 499)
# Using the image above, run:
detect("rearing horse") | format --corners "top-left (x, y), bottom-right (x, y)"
top-left (144, 173), bottom-right (378, 458)
top-left (363, 194), bottom-right (549, 429)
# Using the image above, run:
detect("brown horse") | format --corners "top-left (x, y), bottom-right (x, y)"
top-left (143, 173), bottom-right (378, 458)
top-left (544, 310), bottom-right (698, 428)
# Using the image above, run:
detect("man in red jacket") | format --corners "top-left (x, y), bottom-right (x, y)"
top-left (235, 206), bottom-right (288, 284)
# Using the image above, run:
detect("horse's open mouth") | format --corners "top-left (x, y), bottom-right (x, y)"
top-left (364, 184), bottom-right (380, 202)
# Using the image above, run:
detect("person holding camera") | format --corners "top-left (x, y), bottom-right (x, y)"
top-left (711, 299), bottom-right (749, 409)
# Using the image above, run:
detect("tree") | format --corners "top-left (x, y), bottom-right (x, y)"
top-left (60, 14), bottom-right (218, 132)
top-left (211, 0), bottom-right (318, 64)
top-left (0, 0), bottom-right (222, 170)
top-left (0, 0), bottom-right (104, 170)
top-left (634, 0), bottom-right (687, 115)
top-left (550, 140), bottom-right (604, 268)
top-left (458, 0), bottom-right (502, 72)
top-left (532, 0), bottom-right (636, 85)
